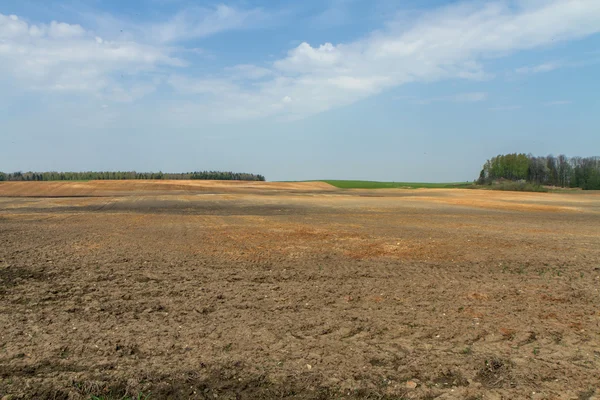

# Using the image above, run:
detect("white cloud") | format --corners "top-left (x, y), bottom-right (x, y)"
top-left (107, 83), bottom-right (158, 103)
top-left (515, 62), bottom-right (561, 74)
top-left (78, 4), bottom-right (270, 44)
top-left (48, 21), bottom-right (86, 38)
top-left (327, 75), bottom-right (391, 91)
top-left (0, 13), bottom-right (182, 100)
top-left (225, 64), bottom-right (273, 80)
top-left (275, 42), bottom-right (342, 73)
top-left (0, 5), bottom-right (273, 102)
top-left (168, 75), bottom-right (239, 95)
top-left (168, 0), bottom-right (600, 121)
top-left (147, 5), bottom-right (270, 43)
top-left (2, 0), bottom-right (600, 122)
top-left (515, 56), bottom-right (600, 75)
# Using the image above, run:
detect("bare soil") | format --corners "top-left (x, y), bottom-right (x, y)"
top-left (1, 181), bottom-right (599, 399)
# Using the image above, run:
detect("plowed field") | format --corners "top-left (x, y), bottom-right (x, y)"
top-left (1, 181), bottom-right (599, 399)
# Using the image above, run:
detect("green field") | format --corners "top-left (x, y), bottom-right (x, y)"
top-left (318, 180), bottom-right (472, 189)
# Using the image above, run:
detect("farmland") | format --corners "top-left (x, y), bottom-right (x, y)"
top-left (317, 180), bottom-right (472, 189)
top-left (1, 180), bottom-right (599, 399)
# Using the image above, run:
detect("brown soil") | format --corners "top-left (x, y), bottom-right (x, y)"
top-left (0, 180), bottom-right (335, 198)
top-left (1, 181), bottom-right (599, 399)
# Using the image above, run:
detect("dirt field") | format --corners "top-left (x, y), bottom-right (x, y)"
top-left (1, 181), bottom-right (599, 399)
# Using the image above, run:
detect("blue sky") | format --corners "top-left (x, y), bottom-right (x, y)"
top-left (1, 0), bottom-right (599, 181)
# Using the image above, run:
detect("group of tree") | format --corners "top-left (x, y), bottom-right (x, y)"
top-left (0, 171), bottom-right (265, 182)
top-left (477, 153), bottom-right (600, 190)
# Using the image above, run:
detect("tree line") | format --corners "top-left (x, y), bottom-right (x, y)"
top-left (0, 171), bottom-right (265, 182)
top-left (477, 153), bottom-right (600, 190)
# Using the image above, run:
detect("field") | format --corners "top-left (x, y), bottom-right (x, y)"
top-left (317, 181), bottom-right (471, 189)
top-left (1, 180), bottom-right (600, 399)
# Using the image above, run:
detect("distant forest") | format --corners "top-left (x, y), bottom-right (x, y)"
top-left (0, 171), bottom-right (266, 182)
top-left (478, 154), bottom-right (600, 190)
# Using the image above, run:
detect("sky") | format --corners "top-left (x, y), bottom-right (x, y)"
top-left (1, 0), bottom-right (599, 182)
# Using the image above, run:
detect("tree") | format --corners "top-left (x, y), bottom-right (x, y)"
top-left (477, 153), bottom-right (600, 190)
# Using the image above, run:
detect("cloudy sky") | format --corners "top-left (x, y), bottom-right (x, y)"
top-left (1, 0), bottom-right (599, 181)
